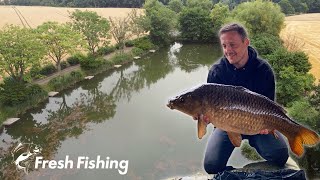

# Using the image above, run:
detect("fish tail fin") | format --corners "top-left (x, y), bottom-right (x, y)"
top-left (288, 126), bottom-right (320, 157)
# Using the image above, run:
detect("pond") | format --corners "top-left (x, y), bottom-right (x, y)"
top-left (0, 42), bottom-right (319, 180)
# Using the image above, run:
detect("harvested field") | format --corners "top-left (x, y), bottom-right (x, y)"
top-left (280, 13), bottom-right (320, 82)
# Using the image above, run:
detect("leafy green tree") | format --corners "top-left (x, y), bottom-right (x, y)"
top-left (69, 10), bottom-right (111, 55)
top-left (168, 0), bottom-right (184, 13)
top-left (186, 0), bottom-right (213, 11)
top-left (290, 0), bottom-right (309, 13)
top-left (144, 0), bottom-right (176, 45)
top-left (278, 0), bottom-right (295, 14)
top-left (266, 48), bottom-right (311, 77)
top-left (250, 33), bottom-right (282, 57)
top-left (308, 0), bottom-right (320, 13)
top-left (288, 99), bottom-right (319, 129)
top-left (36, 21), bottom-right (85, 71)
top-left (179, 7), bottom-right (214, 41)
top-left (229, 0), bottom-right (284, 36)
top-left (276, 66), bottom-right (314, 106)
top-left (309, 83), bottom-right (320, 111)
top-left (0, 25), bottom-right (46, 82)
top-left (210, 2), bottom-right (230, 34)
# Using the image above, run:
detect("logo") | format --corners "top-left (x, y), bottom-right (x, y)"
top-left (11, 143), bottom-right (129, 175)
top-left (11, 142), bottom-right (42, 174)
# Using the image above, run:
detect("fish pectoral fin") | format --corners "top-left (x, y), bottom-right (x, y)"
top-left (271, 130), bottom-right (279, 139)
top-left (197, 118), bottom-right (207, 139)
top-left (227, 132), bottom-right (242, 147)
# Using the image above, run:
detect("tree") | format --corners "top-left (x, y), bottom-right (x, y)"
top-left (290, 0), bottom-right (309, 13)
top-left (144, 0), bottom-right (176, 45)
top-left (229, 0), bottom-right (285, 36)
top-left (0, 25), bottom-right (46, 82)
top-left (210, 2), bottom-right (230, 34)
top-left (309, 83), bottom-right (320, 111)
top-left (108, 15), bottom-right (132, 52)
top-left (36, 21), bottom-right (85, 71)
top-left (186, 0), bottom-right (213, 11)
top-left (276, 66), bottom-right (314, 106)
top-left (250, 33), bottom-right (282, 57)
top-left (69, 10), bottom-right (111, 55)
top-left (288, 99), bottom-right (319, 129)
top-left (168, 0), bottom-right (184, 13)
top-left (278, 0), bottom-right (295, 14)
top-left (179, 7), bottom-right (215, 41)
top-left (128, 8), bottom-right (147, 38)
top-left (266, 48), bottom-right (311, 77)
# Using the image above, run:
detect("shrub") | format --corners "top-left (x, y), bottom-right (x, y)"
top-left (80, 55), bottom-right (105, 70)
top-left (241, 141), bottom-right (263, 161)
top-left (125, 40), bottom-right (135, 47)
top-left (97, 46), bottom-right (116, 56)
top-left (251, 33), bottom-right (283, 57)
top-left (179, 7), bottom-right (215, 42)
top-left (288, 99), bottom-right (319, 129)
top-left (0, 78), bottom-right (46, 106)
top-left (60, 61), bottom-right (69, 70)
top-left (266, 48), bottom-right (311, 77)
top-left (48, 70), bottom-right (84, 91)
top-left (29, 66), bottom-right (42, 79)
top-left (39, 64), bottom-right (57, 76)
top-left (67, 53), bottom-right (85, 65)
top-left (131, 47), bottom-right (144, 56)
top-left (133, 37), bottom-right (155, 50)
top-left (111, 53), bottom-right (132, 64)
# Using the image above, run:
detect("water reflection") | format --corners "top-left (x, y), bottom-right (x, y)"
top-left (0, 42), bottom-right (318, 179)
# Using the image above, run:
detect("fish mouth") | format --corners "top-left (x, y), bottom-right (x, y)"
top-left (166, 102), bottom-right (174, 110)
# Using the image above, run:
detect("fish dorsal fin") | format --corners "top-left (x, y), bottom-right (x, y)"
top-left (227, 131), bottom-right (242, 147)
top-left (230, 85), bottom-right (287, 114)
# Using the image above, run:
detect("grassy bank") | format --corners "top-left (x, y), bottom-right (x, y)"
top-left (0, 39), bottom-right (157, 126)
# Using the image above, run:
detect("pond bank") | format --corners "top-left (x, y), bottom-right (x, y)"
top-left (0, 46), bottom-right (152, 127)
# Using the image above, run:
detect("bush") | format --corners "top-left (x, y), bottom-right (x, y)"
top-left (29, 66), bottom-right (42, 79)
top-left (80, 55), bottom-right (105, 70)
top-left (111, 53), bottom-right (132, 64)
top-left (97, 46), bottom-right (116, 56)
top-left (60, 61), bottom-right (69, 70)
top-left (241, 141), bottom-right (263, 161)
top-left (131, 47), bottom-right (144, 56)
top-left (67, 53), bottom-right (85, 65)
top-left (179, 7), bottom-right (215, 42)
top-left (266, 48), bottom-right (311, 77)
top-left (133, 37), bottom-right (155, 50)
top-left (125, 40), bottom-right (135, 47)
top-left (229, 0), bottom-right (284, 36)
top-left (251, 33), bottom-right (283, 57)
top-left (288, 99), bottom-right (319, 129)
top-left (0, 78), bottom-right (46, 106)
top-left (39, 64), bottom-right (57, 76)
top-left (48, 70), bottom-right (84, 91)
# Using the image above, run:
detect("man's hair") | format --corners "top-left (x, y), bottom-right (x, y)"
top-left (218, 23), bottom-right (248, 41)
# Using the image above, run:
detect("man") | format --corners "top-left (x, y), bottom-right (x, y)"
top-left (203, 23), bottom-right (289, 174)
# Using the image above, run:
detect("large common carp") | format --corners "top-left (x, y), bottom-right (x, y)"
top-left (167, 83), bottom-right (320, 157)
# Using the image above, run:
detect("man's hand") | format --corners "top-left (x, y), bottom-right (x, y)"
top-left (259, 129), bottom-right (269, 134)
top-left (193, 114), bottom-right (209, 124)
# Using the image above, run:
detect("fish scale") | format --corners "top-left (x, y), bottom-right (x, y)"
top-left (167, 83), bottom-right (320, 157)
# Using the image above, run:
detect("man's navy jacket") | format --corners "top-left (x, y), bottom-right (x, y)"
top-left (207, 46), bottom-right (275, 101)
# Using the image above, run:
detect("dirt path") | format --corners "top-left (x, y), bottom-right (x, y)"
top-left (280, 13), bottom-right (320, 82)
top-left (34, 47), bottom-right (133, 85)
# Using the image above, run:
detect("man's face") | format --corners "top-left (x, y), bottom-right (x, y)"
top-left (220, 31), bottom-right (249, 68)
